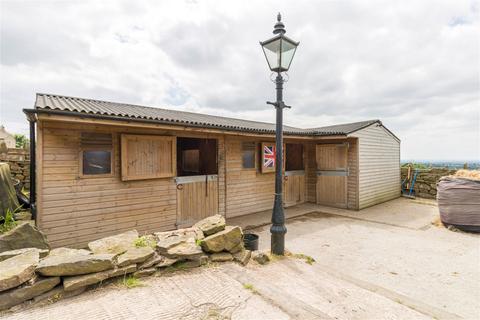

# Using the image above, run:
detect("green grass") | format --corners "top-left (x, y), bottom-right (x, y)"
top-left (120, 275), bottom-right (143, 289)
top-left (0, 206), bottom-right (20, 233)
top-left (195, 239), bottom-right (203, 246)
top-left (242, 283), bottom-right (258, 294)
top-left (133, 236), bottom-right (148, 248)
top-left (291, 253), bottom-right (316, 265)
top-left (133, 235), bottom-right (156, 248)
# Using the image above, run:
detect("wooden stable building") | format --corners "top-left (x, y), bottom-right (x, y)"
top-left (25, 94), bottom-right (400, 248)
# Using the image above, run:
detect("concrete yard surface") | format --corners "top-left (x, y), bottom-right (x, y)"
top-left (252, 201), bottom-right (479, 319)
top-left (2, 199), bottom-right (479, 320)
top-left (2, 260), bottom-right (434, 320)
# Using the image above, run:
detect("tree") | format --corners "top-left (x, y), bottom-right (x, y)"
top-left (13, 134), bottom-right (28, 149)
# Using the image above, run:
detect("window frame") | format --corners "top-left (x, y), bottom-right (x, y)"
top-left (241, 141), bottom-right (257, 170)
top-left (79, 133), bottom-right (114, 179)
top-left (120, 134), bottom-right (176, 181)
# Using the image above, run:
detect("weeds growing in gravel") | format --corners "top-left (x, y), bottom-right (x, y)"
top-left (121, 275), bottom-right (142, 289)
top-left (242, 283), bottom-right (258, 294)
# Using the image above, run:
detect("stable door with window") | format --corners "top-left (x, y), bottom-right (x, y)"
top-left (316, 143), bottom-right (348, 208)
top-left (175, 138), bottom-right (219, 228)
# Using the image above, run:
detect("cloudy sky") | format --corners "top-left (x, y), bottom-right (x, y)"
top-left (1, 0), bottom-right (479, 161)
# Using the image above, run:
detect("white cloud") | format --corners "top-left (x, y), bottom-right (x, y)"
top-left (0, 0), bottom-right (478, 160)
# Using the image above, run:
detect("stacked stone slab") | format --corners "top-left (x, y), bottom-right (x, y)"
top-left (0, 214), bottom-right (250, 312)
top-left (195, 215), bottom-right (251, 266)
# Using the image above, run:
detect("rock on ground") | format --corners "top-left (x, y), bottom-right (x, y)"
top-left (36, 253), bottom-right (115, 276)
top-left (138, 253), bottom-right (163, 270)
top-left (156, 228), bottom-right (204, 259)
top-left (193, 214), bottom-right (226, 236)
top-left (233, 249), bottom-right (251, 266)
top-left (210, 252), bottom-right (233, 262)
top-left (0, 250), bottom-right (39, 292)
top-left (133, 268), bottom-right (156, 278)
top-left (63, 265), bottom-right (136, 291)
top-left (0, 222), bottom-right (50, 253)
top-left (155, 256), bottom-right (179, 268)
top-left (87, 230), bottom-right (139, 255)
top-left (33, 285), bottom-right (86, 304)
top-left (117, 247), bottom-right (154, 267)
top-left (48, 248), bottom-right (91, 257)
top-left (0, 248), bottom-right (48, 262)
top-left (252, 251), bottom-right (270, 265)
top-left (200, 226), bottom-right (243, 253)
top-left (0, 276), bottom-right (60, 311)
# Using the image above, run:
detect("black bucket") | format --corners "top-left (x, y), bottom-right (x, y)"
top-left (243, 233), bottom-right (259, 251)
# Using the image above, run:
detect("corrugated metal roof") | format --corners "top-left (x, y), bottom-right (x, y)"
top-left (31, 93), bottom-right (380, 136)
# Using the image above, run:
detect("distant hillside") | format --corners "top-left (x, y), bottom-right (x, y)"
top-left (401, 160), bottom-right (480, 170)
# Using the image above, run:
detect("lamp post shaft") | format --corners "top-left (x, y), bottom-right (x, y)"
top-left (270, 73), bottom-right (287, 255)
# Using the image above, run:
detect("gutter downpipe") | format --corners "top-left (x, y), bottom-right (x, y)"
top-left (24, 110), bottom-right (36, 222)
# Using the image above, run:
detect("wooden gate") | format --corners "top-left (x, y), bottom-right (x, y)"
top-left (175, 175), bottom-right (218, 228)
top-left (284, 171), bottom-right (305, 207)
top-left (316, 144), bottom-right (348, 208)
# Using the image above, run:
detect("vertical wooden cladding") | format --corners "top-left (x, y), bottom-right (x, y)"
top-left (284, 174), bottom-right (305, 207)
top-left (176, 176), bottom-right (219, 228)
top-left (121, 134), bottom-right (176, 181)
top-left (315, 143), bottom-right (348, 208)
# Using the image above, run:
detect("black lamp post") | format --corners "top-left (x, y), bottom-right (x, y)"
top-left (260, 13), bottom-right (299, 255)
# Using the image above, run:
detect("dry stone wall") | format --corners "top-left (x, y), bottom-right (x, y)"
top-left (401, 168), bottom-right (457, 199)
top-left (0, 148), bottom-right (30, 190)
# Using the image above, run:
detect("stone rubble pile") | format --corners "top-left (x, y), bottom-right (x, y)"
top-left (0, 215), bottom-right (254, 311)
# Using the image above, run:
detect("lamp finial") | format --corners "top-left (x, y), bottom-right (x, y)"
top-left (273, 13), bottom-right (286, 35)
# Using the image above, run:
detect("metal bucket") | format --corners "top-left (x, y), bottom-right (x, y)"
top-left (243, 233), bottom-right (259, 251)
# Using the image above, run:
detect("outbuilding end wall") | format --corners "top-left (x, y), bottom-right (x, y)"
top-left (352, 124), bottom-right (400, 209)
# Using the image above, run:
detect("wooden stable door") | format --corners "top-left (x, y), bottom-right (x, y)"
top-left (175, 175), bottom-right (218, 228)
top-left (284, 173), bottom-right (305, 207)
top-left (316, 144), bottom-right (348, 208)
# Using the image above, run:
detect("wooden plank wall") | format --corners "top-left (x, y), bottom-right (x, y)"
top-left (224, 136), bottom-right (311, 218)
top-left (352, 125), bottom-right (400, 209)
top-left (38, 121), bottom-right (224, 248)
top-left (217, 136), bottom-right (226, 216)
top-left (305, 142), bottom-right (317, 203)
top-left (347, 138), bottom-right (359, 209)
top-left (225, 136), bottom-right (275, 218)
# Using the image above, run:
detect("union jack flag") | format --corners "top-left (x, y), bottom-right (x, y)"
top-left (263, 144), bottom-right (276, 168)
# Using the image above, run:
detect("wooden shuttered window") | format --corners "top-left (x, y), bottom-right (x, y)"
top-left (120, 134), bottom-right (176, 181)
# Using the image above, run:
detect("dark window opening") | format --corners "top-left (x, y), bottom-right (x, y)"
top-left (177, 137), bottom-right (217, 176)
top-left (242, 141), bottom-right (256, 169)
top-left (83, 150), bottom-right (111, 175)
top-left (285, 143), bottom-right (304, 171)
top-left (80, 132), bottom-right (113, 176)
